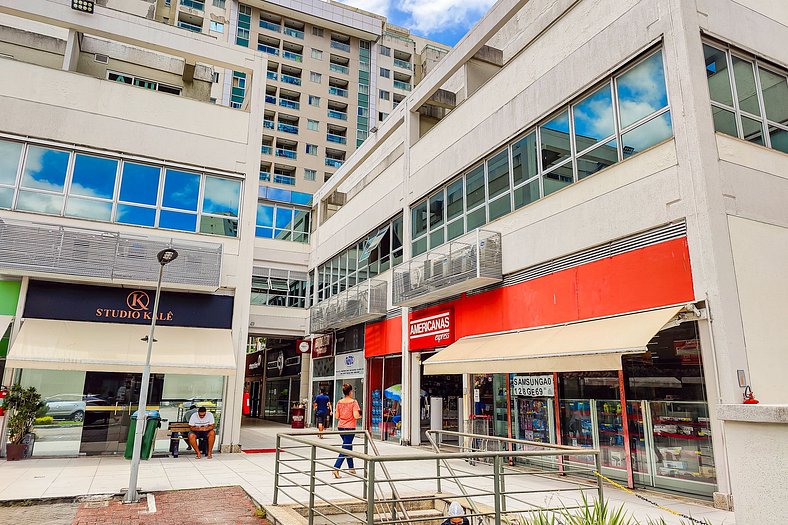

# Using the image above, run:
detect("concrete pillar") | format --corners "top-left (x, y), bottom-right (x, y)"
top-left (62, 29), bottom-right (80, 72)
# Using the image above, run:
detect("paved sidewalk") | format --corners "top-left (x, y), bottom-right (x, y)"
top-left (0, 422), bottom-right (735, 524)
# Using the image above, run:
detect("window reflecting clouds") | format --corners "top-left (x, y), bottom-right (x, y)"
top-left (256, 201), bottom-right (310, 243)
top-left (616, 51), bottom-right (668, 129)
top-left (622, 112), bottom-right (673, 156)
top-left (120, 163), bottom-right (160, 205)
top-left (574, 84), bottom-right (615, 150)
top-left (21, 146), bottom-right (70, 192)
top-left (70, 155), bottom-right (118, 199)
top-left (540, 110), bottom-right (571, 170)
top-left (0, 140), bottom-right (22, 186)
top-left (163, 169), bottom-right (200, 211)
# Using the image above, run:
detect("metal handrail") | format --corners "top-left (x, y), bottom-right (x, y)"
top-left (273, 429), bottom-right (604, 525)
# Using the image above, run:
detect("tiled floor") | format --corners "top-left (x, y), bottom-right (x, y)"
top-left (0, 421), bottom-right (735, 524)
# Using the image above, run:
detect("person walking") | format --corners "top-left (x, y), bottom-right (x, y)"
top-left (332, 383), bottom-right (361, 478)
top-left (313, 388), bottom-right (332, 438)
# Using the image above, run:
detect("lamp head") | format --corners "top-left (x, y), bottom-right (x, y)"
top-left (157, 248), bottom-right (179, 266)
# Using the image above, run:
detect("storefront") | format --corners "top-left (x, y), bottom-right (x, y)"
top-left (260, 338), bottom-right (303, 423)
top-left (4, 280), bottom-right (236, 456)
top-left (244, 348), bottom-right (265, 418)
top-left (0, 279), bottom-right (22, 380)
top-left (310, 333), bottom-right (335, 426)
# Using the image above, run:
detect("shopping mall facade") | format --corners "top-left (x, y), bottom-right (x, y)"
top-left (303, 0), bottom-right (788, 521)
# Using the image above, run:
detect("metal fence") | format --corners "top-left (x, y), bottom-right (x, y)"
top-left (272, 429), bottom-right (604, 525)
top-left (309, 279), bottom-right (387, 332)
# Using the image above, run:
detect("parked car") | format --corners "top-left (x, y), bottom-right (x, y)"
top-left (44, 394), bottom-right (108, 422)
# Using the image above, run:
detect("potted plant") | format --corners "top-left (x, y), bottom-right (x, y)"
top-left (4, 384), bottom-right (44, 461)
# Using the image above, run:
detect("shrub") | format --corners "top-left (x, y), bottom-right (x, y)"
top-left (34, 416), bottom-right (54, 425)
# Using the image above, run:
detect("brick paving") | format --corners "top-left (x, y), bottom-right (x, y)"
top-left (71, 487), bottom-right (270, 525)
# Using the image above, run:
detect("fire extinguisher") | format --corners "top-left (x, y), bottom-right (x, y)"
top-left (742, 385), bottom-right (759, 405)
top-left (0, 386), bottom-right (8, 417)
top-left (242, 391), bottom-right (251, 416)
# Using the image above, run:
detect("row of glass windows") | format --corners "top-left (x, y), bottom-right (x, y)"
top-left (251, 267), bottom-right (308, 308)
top-left (0, 139), bottom-right (242, 237)
top-left (317, 215), bottom-right (403, 301)
top-left (411, 49), bottom-right (673, 256)
top-left (703, 42), bottom-right (788, 153)
top-left (256, 200), bottom-right (311, 243)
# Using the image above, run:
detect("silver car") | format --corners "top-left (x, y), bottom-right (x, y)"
top-left (44, 394), bottom-right (107, 422)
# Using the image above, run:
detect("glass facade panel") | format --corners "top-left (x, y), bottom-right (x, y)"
top-left (513, 178), bottom-right (539, 209)
top-left (162, 169), bottom-right (200, 211)
top-left (466, 206), bottom-right (486, 230)
top-left (703, 45), bottom-right (733, 106)
top-left (543, 163), bottom-right (573, 196)
top-left (447, 218), bottom-right (464, 241)
top-left (577, 139), bottom-right (618, 180)
top-left (712, 106), bottom-right (738, 137)
top-left (412, 201), bottom-right (427, 237)
top-left (488, 194), bottom-right (511, 221)
top-left (769, 126), bottom-right (788, 154)
top-left (486, 150), bottom-right (510, 199)
top-left (732, 56), bottom-right (760, 116)
top-left (429, 191), bottom-right (444, 229)
top-left (741, 115), bottom-right (765, 145)
top-left (119, 163), bottom-right (160, 205)
top-left (617, 51), bottom-right (668, 129)
top-left (21, 146), bottom-right (70, 191)
top-left (65, 197), bottom-right (113, 221)
top-left (465, 164), bottom-right (485, 210)
top-left (511, 132), bottom-right (537, 186)
top-left (159, 209), bottom-right (197, 232)
top-left (16, 190), bottom-right (63, 214)
top-left (0, 187), bottom-right (12, 209)
top-left (540, 111), bottom-right (571, 170)
top-left (70, 155), bottom-right (118, 200)
top-left (0, 139), bottom-right (23, 185)
top-left (203, 176), bottom-right (241, 216)
top-left (116, 204), bottom-right (156, 227)
top-left (445, 178), bottom-right (463, 221)
top-left (759, 68), bottom-right (788, 125)
top-left (573, 83), bottom-right (615, 150)
top-left (621, 112), bottom-right (673, 157)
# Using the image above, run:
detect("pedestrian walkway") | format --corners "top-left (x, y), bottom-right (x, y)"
top-left (0, 423), bottom-right (735, 524)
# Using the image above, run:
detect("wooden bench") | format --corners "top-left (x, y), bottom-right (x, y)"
top-left (168, 422), bottom-right (208, 457)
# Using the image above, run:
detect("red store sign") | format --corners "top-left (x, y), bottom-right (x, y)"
top-left (409, 310), bottom-right (454, 351)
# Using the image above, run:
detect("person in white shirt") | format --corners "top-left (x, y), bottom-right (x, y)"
top-left (187, 407), bottom-right (215, 459)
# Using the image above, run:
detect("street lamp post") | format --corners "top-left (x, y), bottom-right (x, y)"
top-left (124, 248), bottom-right (178, 503)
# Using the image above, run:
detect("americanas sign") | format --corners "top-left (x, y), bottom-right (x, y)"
top-left (511, 375), bottom-right (554, 397)
top-left (409, 310), bottom-right (454, 351)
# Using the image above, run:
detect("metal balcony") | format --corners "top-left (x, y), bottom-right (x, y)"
top-left (258, 44), bottom-right (280, 56)
top-left (283, 27), bottom-right (304, 39)
top-left (259, 20), bottom-right (280, 32)
top-left (392, 229), bottom-right (502, 307)
top-left (310, 279), bottom-right (387, 332)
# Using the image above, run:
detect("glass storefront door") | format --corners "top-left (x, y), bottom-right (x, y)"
top-left (419, 368), bottom-right (463, 446)
top-left (22, 369), bottom-right (86, 456)
top-left (265, 378), bottom-right (291, 422)
top-left (367, 356), bottom-right (398, 440)
top-left (335, 377), bottom-right (364, 431)
top-left (249, 380), bottom-right (262, 418)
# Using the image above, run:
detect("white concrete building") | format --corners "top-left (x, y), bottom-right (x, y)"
top-left (305, 0), bottom-right (788, 521)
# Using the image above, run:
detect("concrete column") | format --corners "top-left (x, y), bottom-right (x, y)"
top-left (62, 29), bottom-right (80, 72)
top-left (223, 54), bottom-right (266, 452)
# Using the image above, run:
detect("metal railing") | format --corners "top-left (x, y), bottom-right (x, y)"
top-left (259, 44), bottom-right (280, 56)
top-left (281, 74), bottom-right (302, 86)
top-left (330, 40), bottom-right (351, 52)
top-left (328, 86), bottom-right (349, 97)
top-left (330, 63), bottom-right (350, 75)
top-left (272, 429), bottom-right (604, 525)
top-left (283, 50), bottom-right (303, 62)
top-left (393, 80), bottom-right (412, 91)
top-left (393, 58), bottom-right (411, 70)
top-left (327, 109), bottom-right (348, 121)
top-left (309, 278), bottom-right (386, 332)
top-left (284, 27), bottom-right (305, 39)
top-left (260, 20), bottom-right (281, 32)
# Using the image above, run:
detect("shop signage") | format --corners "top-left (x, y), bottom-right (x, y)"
top-left (335, 350), bottom-right (364, 378)
top-left (511, 375), bottom-right (554, 397)
top-left (312, 333), bottom-right (334, 359)
top-left (246, 351), bottom-right (264, 378)
top-left (297, 339), bottom-right (311, 354)
top-left (409, 310), bottom-right (454, 351)
top-left (266, 347), bottom-right (301, 377)
top-left (24, 280), bottom-right (233, 329)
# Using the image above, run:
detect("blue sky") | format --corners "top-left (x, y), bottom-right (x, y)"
top-left (336, 0), bottom-right (495, 46)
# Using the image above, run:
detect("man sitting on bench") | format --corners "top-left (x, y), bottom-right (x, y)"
top-left (187, 406), bottom-right (215, 459)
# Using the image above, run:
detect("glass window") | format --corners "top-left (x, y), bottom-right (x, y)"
top-left (16, 191), bottom-right (63, 214)
top-left (70, 154), bottom-right (118, 200)
top-left (256, 204), bottom-right (274, 237)
top-left (732, 56), bottom-right (760, 116)
top-left (158, 209), bottom-right (197, 232)
top-left (488, 194), bottom-right (511, 221)
top-left (311, 48), bottom-right (323, 60)
top-left (543, 162), bottom-right (573, 196)
top-left (759, 68), bottom-right (788, 125)
top-left (466, 206), bottom-right (486, 230)
top-left (162, 169), bottom-right (200, 211)
top-left (486, 150), bottom-right (510, 199)
top-left (712, 106), bottom-right (738, 137)
top-left (119, 163), bottom-right (160, 205)
top-left (21, 146), bottom-right (70, 192)
top-left (511, 132), bottom-right (537, 186)
top-left (0, 187), bottom-right (12, 209)
top-left (577, 139), bottom-right (618, 180)
top-left (621, 112), bottom-right (673, 157)
top-left (116, 204), bottom-right (156, 227)
top-left (412, 236), bottom-right (427, 256)
top-left (429, 191), bottom-right (444, 229)
top-left (446, 177), bottom-right (463, 221)
top-left (0, 139), bottom-right (23, 185)
top-left (573, 83), bottom-right (615, 151)
top-left (513, 178), bottom-right (540, 209)
top-left (616, 51), bottom-right (668, 129)
top-left (465, 164), bottom-right (485, 210)
top-left (447, 218), bottom-right (464, 241)
top-left (202, 176), bottom-right (241, 217)
top-left (309, 95), bottom-right (320, 106)
top-left (741, 116), bottom-right (765, 145)
top-left (769, 125), bottom-right (788, 154)
top-left (65, 198), bottom-right (113, 221)
top-left (307, 119), bottom-right (319, 131)
top-left (412, 201), bottom-right (427, 237)
top-left (703, 45), bottom-right (733, 106)
top-left (310, 72), bottom-right (322, 83)
top-left (275, 206), bottom-right (294, 234)
top-left (540, 110), bottom-right (571, 170)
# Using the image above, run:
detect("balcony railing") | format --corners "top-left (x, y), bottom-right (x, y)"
top-left (330, 40), bottom-right (351, 53)
top-left (177, 20), bottom-right (202, 32)
top-left (180, 0), bottom-right (204, 11)
top-left (328, 86), bottom-right (348, 97)
top-left (393, 58), bottom-right (412, 70)
top-left (281, 74), bottom-right (302, 86)
top-left (279, 99), bottom-right (300, 110)
top-left (259, 20), bottom-right (280, 32)
top-left (393, 230), bottom-right (502, 307)
top-left (326, 133), bottom-right (347, 144)
top-left (265, 95), bottom-right (277, 104)
top-left (258, 44), bottom-right (280, 56)
top-left (393, 80), bottom-right (412, 91)
top-left (274, 174), bottom-right (296, 186)
top-left (261, 145), bottom-right (273, 155)
top-left (263, 119), bottom-right (275, 129)
top-left (329, 63), bottom-right (349, 75)
top-left (283, 27), bottom-right (304, 39)
top-left (310, 279), bottom-right (387, 332)
top-left (278, 123), bottom-right (299, 134)
top-left (260, 171), bottom-right (271, 181)
top-left (327, 110), bottom-right (348, 121)
top-left (267, 71), bottom-right (278, 81)
top-left (325, 158), bottom-right (344, 168)
top-left (283, 50), bottom-right (303, 63)
top-left (276, 148), bottom-right (297, 159)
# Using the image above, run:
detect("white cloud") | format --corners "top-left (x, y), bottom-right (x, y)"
top-left (397, 0), bottom-right (495, 34)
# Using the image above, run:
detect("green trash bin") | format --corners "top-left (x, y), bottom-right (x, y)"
top-left (124, 410), bottom-right (161, 460)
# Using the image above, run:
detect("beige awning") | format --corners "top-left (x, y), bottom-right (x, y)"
top-left (0, 315), bottom-right (12, 337)
top-left (5, 319), bottom-right (236, 375)
top-left (423, 306), bottom-right (683, 375)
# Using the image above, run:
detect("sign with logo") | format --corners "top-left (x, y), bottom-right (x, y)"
top-left (409, 310), bottom-right (454, 351)
top-left (312, 333), bottom-right (334, 359)
top-left (511, 375), bottom-right (554, 397)
top-left (265, 342), bottom-right (302, 378)
top-left (297, 339), bottom-right (311, 354)
top-left (246, 351), bottom-right (264, 378)
top-left (24, 280), bottom-right (233, 329)
top-left (335, 350), bottom-right (364, 378)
